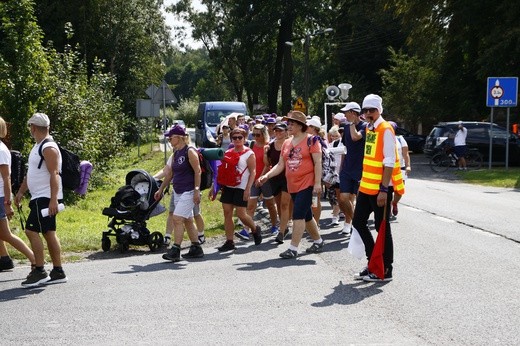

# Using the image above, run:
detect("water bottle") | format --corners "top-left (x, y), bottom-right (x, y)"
top-left (312, 194), bottom-right (318, 208)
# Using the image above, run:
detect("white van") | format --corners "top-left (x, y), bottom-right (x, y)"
top-left (195, 101), bottom-right (248, 148)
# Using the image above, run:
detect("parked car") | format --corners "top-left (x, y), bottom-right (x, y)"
top-left (424, 121), bottom-right (520, 165)
top-left (395, 127), bottom-right (426, 153)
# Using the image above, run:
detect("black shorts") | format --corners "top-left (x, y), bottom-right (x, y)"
top-left (220, 186), bottom-right (248, 207)
top-left (269, 176), bottom-right (288, 196)
top-left (26, 197), bottom-right (63, 233)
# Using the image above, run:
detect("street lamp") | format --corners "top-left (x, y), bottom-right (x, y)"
top-left (285, 28), bottom-right (333, 109)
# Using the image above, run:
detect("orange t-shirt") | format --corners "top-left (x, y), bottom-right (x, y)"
top-left (281, 135), bottom-right (321, 193)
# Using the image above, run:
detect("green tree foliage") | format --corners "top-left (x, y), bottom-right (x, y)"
top-left (33, 0), bottom-right (171, 118)
top-left (0, 0), bottom-right (50, 150)
top-left (42, 42), bottom-right (127, 180)
top-left (380, 47), bottom-right (441, 129)
top-left (386, 0), bottom-right (520, 121)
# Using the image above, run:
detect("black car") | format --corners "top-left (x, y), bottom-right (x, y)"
top-left (424, 121), bottom-right (520, 165)
top-left (395, 127), bottom-right (426, 153)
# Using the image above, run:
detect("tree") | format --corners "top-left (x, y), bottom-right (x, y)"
top-left (0, 0), bottom-right (50, 151)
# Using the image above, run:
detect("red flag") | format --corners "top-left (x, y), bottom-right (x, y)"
top-left (368, 204), bottom-right (387, 280)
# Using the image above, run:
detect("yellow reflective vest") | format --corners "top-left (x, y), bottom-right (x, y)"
top-left (359, 122), bottom-right (405, 196)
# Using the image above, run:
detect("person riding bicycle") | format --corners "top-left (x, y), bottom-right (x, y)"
top-left (453, 121), bottom-right (468, 170)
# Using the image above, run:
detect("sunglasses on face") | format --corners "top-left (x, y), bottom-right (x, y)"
top-left (362, 108), bottom-right (378, 114)
top-left (274, 128), bottom-right (285, 132)
top-left (232, 136), bottom-right (243, 140)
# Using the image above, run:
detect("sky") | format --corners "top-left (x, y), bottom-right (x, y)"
top-left (162, 0), bottom-right (204, 49)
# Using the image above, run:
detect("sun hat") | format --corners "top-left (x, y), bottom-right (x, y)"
top-left (282, 111), bottom-right (307, 126)
top-left (164, 124), bottom-right (187, 137)
top-left (340, 102), bottom-right (361, 113)
top-left (28, 113), bottom-right (50, 127)
top-left (362, 94), bottom-right (383, 114)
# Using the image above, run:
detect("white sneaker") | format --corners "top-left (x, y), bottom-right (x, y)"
top-left (163, 235), bottom-right (171, 245)
top-left (329, 216), bottom-right (340, 226)
top-left (340, 225), bottom-right (351, 236)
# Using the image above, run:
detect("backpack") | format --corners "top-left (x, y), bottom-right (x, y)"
top-left (189, 147), bottom-right (213, 191)
top-left (307, 136), bottom-right (338, 186)
top-left (38, 138), bottom-right (81, 190)
top-left (10, 150), bottom-right (26, 193)
top-left (217, 148), bottom-right (250, 187)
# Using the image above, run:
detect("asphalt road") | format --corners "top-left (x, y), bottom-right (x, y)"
top-left (1, 154), bottom-right (519, 345)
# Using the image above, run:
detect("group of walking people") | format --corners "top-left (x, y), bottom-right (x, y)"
top-left (157, 93), bottom-right (407, 282)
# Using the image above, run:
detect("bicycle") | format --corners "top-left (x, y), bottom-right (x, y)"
top-left (429, 142), bottom-right (483, 172)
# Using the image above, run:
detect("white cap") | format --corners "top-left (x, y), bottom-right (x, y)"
top-left (340, 102), bottom-right (361, 113)
top-left (307, 117), bottom-right (321, 128)
top-left (28, 113), bottom-right (50, 127)
top-left (333, 113), bottom-right (346, 121)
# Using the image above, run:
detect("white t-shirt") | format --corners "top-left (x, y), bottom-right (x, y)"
top-left (27, 137), bottom-right (63, 200)
top-left (0, 141), bottom-right (10, 198)
top-left (235, 149), bottom-right (254, 190)
top-left (454, 127), bottom-right (467, 146)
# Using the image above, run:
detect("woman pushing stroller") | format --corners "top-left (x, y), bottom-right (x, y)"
top-left (155, 125), bottom-right (204, 262)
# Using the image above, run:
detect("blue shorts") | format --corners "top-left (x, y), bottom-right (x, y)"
top-left (290, 186), bottom-right (313, 222)
top-left (339, 176), bottom-right (360, 195)
top-left (0, 196), bottom-right (7, 219)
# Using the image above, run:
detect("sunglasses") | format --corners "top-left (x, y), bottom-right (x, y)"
top-left (274, 128), bottom-right (285, 132)
top-left (232, 136), bottom-right (243, 140)
top-left (252, 133), bottom-right (262, 137)
top-left (362, 108), bottom-right (378, 114)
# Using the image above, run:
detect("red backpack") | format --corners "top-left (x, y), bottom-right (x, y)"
top-left (217, 148), bottom-right (250, 187)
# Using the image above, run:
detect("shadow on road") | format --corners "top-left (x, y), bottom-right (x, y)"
top-left (311, 280), bottom-right (388, 307)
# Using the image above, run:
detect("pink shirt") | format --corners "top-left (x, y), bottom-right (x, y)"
top-left (281, 135), bottom-right (321, 193)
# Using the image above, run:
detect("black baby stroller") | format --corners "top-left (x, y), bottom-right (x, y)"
top-left (101, 169), bottom-right (165, 253)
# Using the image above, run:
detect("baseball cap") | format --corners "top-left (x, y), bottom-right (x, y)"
top-left (340, 102), bottom-right (361, 113)
top-left (28, 113), bottom-right (50, 127)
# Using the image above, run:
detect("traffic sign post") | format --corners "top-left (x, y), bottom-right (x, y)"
top-left (486, 77), bottom-right (518, 107)
top-left (486, 77), bottom-right (518, 169)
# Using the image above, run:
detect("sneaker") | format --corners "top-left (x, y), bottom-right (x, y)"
top-left (198, 234), bottom-right (206, 245)
top-left (340, 225), bottom-right (351, 237)
top-left (163, 235), bottom-right (171, 246)
top-left (274, 229), bottom-right (286, 244)
top-left (338, 212), bottom-right (345, 220)
top-left (235, 229), bottom-right (250, 241)
top-left (329, 216), bottom-right (340, 226)
top-left (363, 271), bottom-right (393, 282)
top-left (21, 269), bottom-right (50, 288)
top-left (46, 268), bottom-right (68, 284)
top-left (162, 245), bottom-right (181, 262)
top-left (354, 267), bottom-right (369, 280)
top-left (182, 245), bottom-right (204, 259)
top-left (279, 249), bottom-right (298, 259)
top-left (269, 225), bottom-right (280, 235)
top-left (392, 202), bottom-right (398, 216)
top-left (218, 240), bottom-right (236, 252)
top-left (0, 257), bottom-right (14, 271)
top-left (253, 226), bottom-right (263, 245)
top-left (305, 241), bottom-right (324, 254)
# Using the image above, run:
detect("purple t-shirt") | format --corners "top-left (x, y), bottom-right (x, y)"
top-left (172, 146), bottom-right (195, 194)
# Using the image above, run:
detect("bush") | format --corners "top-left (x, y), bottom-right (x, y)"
top-left (175, 98), bottom-right (199, 127)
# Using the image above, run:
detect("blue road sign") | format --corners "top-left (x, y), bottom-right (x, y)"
top-left (486, 77), bottom-right (518, 107)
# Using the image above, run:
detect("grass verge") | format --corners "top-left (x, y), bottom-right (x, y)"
top-left (457, 167), bottom-right (520, 188)
top-left (8, 142), bottom-right (224, 264)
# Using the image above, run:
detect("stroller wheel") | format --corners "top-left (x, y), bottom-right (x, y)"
top-left (101, 236), bottom-right (111, 252)
top-left (119, 235), bottom-right (130, 253)
top-left (148, 232), bottom-right (164, 252)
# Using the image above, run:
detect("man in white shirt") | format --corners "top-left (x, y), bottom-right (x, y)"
top-left (15, 113), bottom-right (67, 288)
top-left (454, 121), bottom-right (468, 170)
